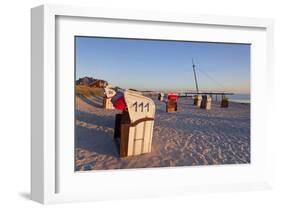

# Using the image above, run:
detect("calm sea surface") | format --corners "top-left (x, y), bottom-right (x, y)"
top-left (228, 94), bottom-right (250, 103)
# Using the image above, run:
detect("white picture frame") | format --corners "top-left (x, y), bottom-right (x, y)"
top-left (31, 4), bottom-right (274, 204)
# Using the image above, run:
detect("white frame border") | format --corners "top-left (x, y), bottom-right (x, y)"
top-left (31, 4), bottom-right (274, 204)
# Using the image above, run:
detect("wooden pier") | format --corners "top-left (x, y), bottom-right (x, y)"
top-left (178, 92), bottom-right (234, 101)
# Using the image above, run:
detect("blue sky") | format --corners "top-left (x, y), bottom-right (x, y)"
top-left (75, 37), bottom-right (250, 94)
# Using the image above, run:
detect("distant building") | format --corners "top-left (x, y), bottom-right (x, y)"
top-left (76, 76), bottom-right (109, 88)
top-left (89, 80), bottom-right (108, 88)
top-left (76, 77), bottom-right (96, 86)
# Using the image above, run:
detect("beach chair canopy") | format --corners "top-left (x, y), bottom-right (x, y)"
top-left (104, 87), bottom-right (116, 98)
top-left (111, 92), bottom-right (126, 110)
top-left (124, 90), bottom-right (155, 123)
top-left (167, 93), bottom-right (178, 101)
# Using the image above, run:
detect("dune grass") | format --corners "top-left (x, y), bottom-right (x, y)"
top-left (76, 85), bottom-right (104, 97)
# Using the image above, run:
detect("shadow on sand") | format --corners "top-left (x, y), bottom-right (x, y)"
top-left (78, 95), bottom-right (103, 108)
top-left (75, 124), bottom-right (119, 158)
top-left (76, 109), bottom-right (119, 158)
top-left (76, 110), bottom-right (116, 128)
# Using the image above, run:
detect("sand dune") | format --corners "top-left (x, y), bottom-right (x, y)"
top-left (75, 95), bottom-right (250, 171)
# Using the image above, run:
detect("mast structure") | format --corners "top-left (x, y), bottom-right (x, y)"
top-left (192, 59), bottom-right (199, 94)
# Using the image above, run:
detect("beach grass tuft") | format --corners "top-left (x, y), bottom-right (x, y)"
top-left (75, 85), bottom-right (104, 97)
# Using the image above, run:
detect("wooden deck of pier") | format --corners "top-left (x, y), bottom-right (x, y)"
top-left (178, 92), bottom-right (234, 101)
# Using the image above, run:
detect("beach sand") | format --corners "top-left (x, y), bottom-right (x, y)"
top-left (75, 95), bottom-right (250, 171)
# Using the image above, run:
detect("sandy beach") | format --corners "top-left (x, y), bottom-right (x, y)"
top-left (75, 94), bottom-right (250, 171)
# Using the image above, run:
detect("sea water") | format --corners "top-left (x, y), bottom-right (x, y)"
top-left (228, 94), bottom-right (250, 103)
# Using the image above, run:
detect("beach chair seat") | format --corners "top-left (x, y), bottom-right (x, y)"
top-left (194, 95), bottom-right (202, 107)
top-left (158, 92), bottom-right (164, 101)
top-left (221, 97), bottom-right (229, 108)
top-left (166, 93), bottom-right (178, 112)
top-left (113, 90), bottom-right (156, 157)
top-left (166, 100), bottom-right (177, 112)
top-left (200, 95), bottom-right (212, 110)
top-left (103, 87), bottom-right (116, 109)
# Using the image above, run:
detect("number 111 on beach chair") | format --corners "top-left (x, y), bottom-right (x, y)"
top-left (113, 90), bottom-right (156, 157)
